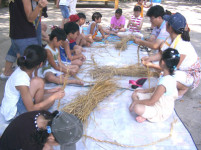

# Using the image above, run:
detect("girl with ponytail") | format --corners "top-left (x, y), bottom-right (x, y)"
top-left (129, 48), bottom-right (180, 123)
top-left (1, 45), bottom-right (65, 122)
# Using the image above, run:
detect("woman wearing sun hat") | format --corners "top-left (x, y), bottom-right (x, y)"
top-left (162, 13), bottom-right (200, 98)
top-left (142, 13), bottom-right (200, 98)
top-left (0, 110), bottom-right (83, 150)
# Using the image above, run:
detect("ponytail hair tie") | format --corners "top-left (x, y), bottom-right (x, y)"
top-left (175, 54), bottom-right (180, 57)
top-left (46, 126), bottom-right (52, 134)
top-left (23, 56), bottom-right (26, 60)
top-left (172, 53), bottom-right (180, 58)
top-left (173, 66), bottom-right (177, 71)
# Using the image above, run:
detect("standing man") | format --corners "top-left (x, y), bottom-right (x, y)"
top-left (0, 0), bottom-right (48, 79)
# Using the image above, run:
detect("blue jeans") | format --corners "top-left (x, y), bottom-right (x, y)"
top-left (35, 17), bottom-right (42, 46)
top-left (60, 5), bottom-right (70, 19)
top-left (6, 37), bottom-right (38, 63)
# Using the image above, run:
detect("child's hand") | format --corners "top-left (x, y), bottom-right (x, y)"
top-left (141, 56), bottom-right (152, 66)
top-left (142, 60), bottom-right (153, 68)
top-left (53, 90), bottom-right (65, 100)
top-left (133, 37), bottom-right (141, 45)
top-left (78, 54), bottom-right (86, 61)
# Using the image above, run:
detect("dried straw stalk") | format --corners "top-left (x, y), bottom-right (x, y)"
top-left (115, 37), bottom-right (130, 51)
top-left (92, 45), bottom-right (108, 49)
top-left (115, 35), bottom-right (134, 51)
top-left (137, 45), bottom-right (140, 64)
top-left (83, 119), bottom-right (177, 148)
top-left (62, 78), bottom-right (118, 122)
top-left (58, 68), bottom-right (69, 110)
top-left (90, 64), bottom-right (159, 79)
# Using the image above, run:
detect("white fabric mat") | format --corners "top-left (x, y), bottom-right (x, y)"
top-left (0, 41), bottom-right (197, 150)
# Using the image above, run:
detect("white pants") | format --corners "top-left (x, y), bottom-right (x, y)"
top-left (117, 31), bottom-right (143, 38)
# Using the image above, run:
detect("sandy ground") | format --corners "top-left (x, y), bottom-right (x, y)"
top-left (0, 0), bottom-right (201, 149)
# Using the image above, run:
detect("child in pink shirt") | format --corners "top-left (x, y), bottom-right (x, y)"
top-left (110, 8), bottom-right (126, 32)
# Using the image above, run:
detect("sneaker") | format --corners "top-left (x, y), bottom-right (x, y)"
top-left (0, 73), bottom-right (10, 80)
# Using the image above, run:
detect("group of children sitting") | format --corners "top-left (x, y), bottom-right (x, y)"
top-left (1, 1), bottom-right (200, 127)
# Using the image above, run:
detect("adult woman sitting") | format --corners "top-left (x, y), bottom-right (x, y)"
top-left (142, 13), bottom-right (200, 97)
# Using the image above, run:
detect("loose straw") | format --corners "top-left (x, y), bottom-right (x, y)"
top-left (83, 119), bottom-right (177, 148)
top-left (147, 66), bottom-right (150, 89)
top-left (90, 64), bottom-right (159, 79)
top-left (57, 67), bottom-right (69, 110)
top-left (137, 45), bottom-right (140, 65)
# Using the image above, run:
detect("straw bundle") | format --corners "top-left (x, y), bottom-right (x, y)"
top-left (90, 64), bottom-right (159, 79)
top-left (115, 35), bottom-right (134, 51)
top-left (115, 37), bottom-right (130, 51)
top-left (62, 78), bottom-right (118, 122)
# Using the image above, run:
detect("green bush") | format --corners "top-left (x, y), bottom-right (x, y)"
top-left (1, 0), bottom-right (9, 7)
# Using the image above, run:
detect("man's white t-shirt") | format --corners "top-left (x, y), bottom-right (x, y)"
top-left (1, 67), bottom-right (30, 121)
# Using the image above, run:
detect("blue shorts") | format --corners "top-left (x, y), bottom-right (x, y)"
top-left (59, 46), bottom-right (71, 64)
top-left (70, 42), bottom-right (76, 50)
top-left (16, 96), bottom-right (28, 116)
top-left (59, 5), bottom-right (70, 19)
top-left (6, 37), bottom-right (38, 63)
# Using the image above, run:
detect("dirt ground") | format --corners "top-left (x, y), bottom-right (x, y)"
top-left (0, 0), bottom-right (201, 149)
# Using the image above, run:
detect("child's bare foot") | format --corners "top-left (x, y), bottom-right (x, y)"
top-left (136, 116), bottom-right (146, 123)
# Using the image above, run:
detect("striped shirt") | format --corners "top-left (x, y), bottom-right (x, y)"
top-left (128, 16), bottom-right (143, 32)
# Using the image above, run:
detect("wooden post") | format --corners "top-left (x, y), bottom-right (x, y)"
top-left (114, 0), bottom-right (118, 9)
